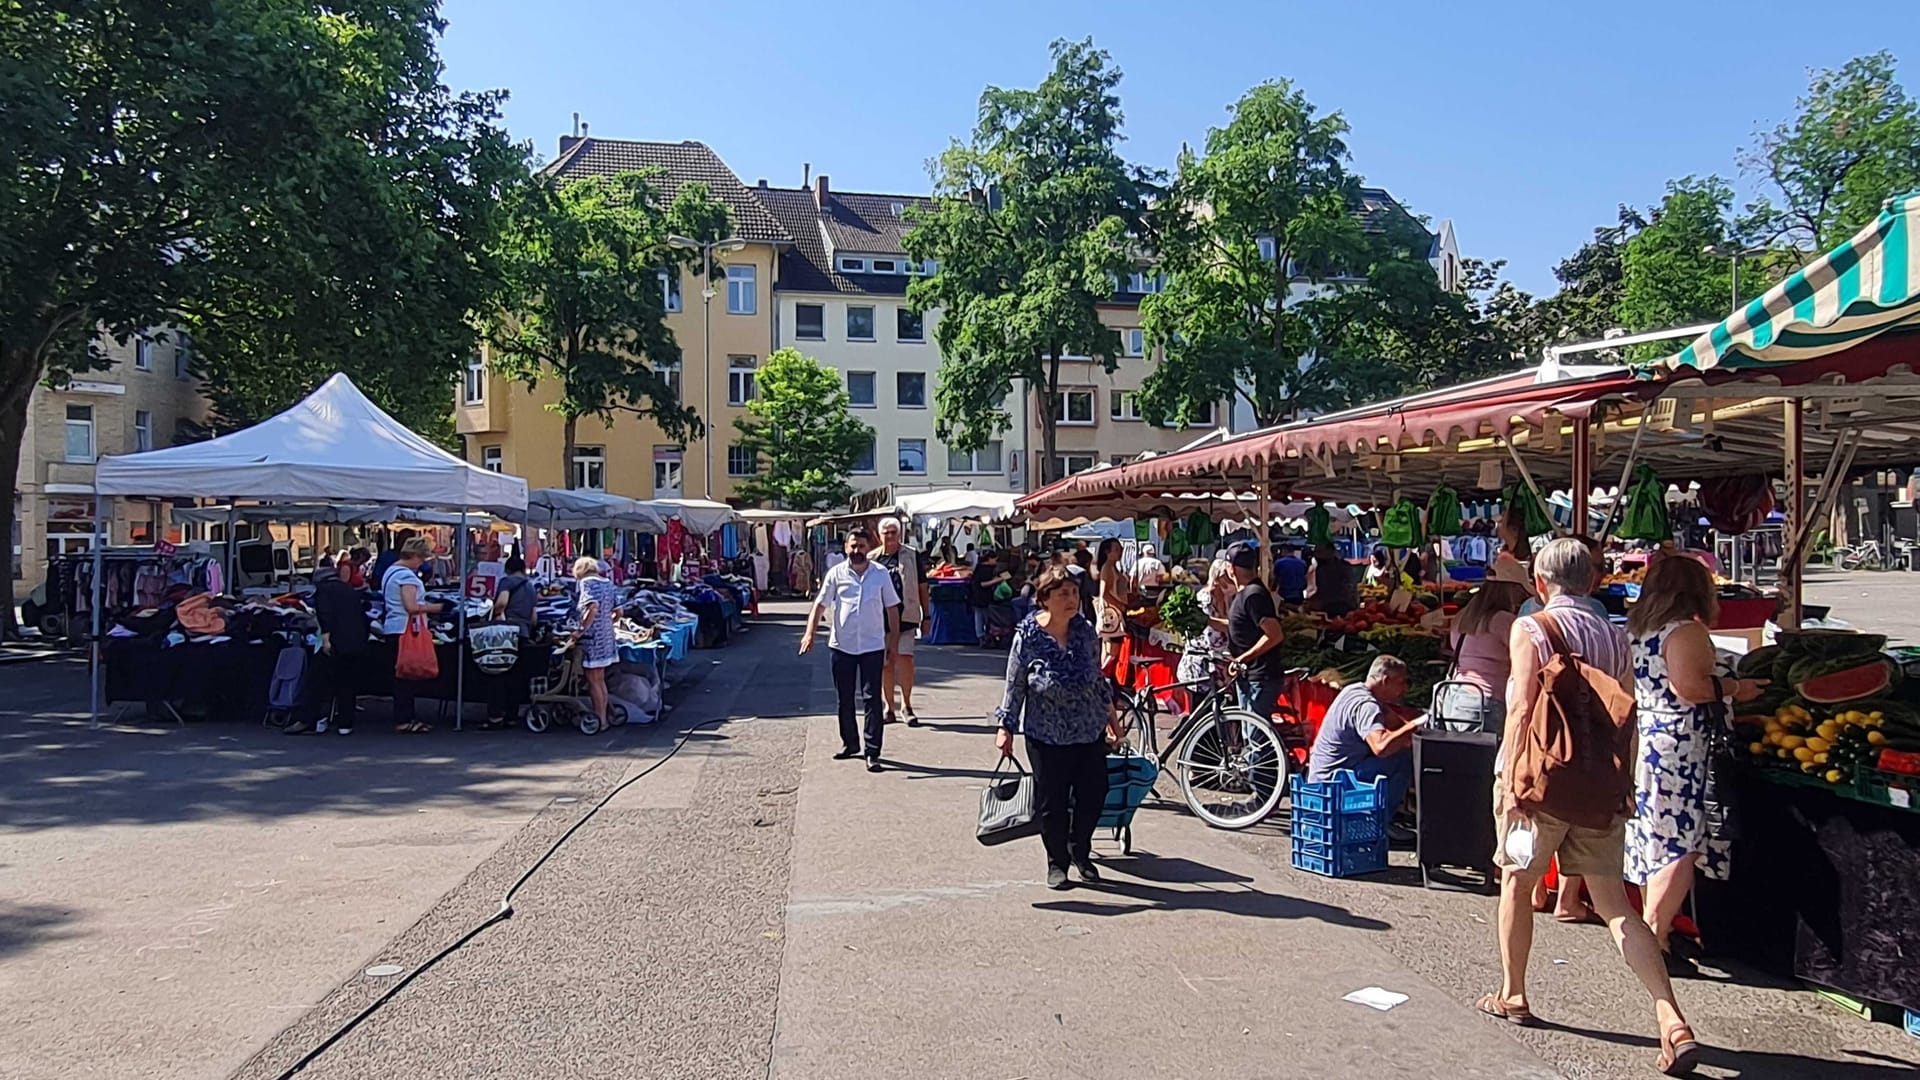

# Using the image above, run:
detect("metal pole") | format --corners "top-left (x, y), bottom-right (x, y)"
top-left (89, 494), bottom-right (105, 725)
top-left (224, 504), bottom-right (236, 592)
top-left (1731, 255), bottom-right (1740, 312)
top-left (1782, 401), bottom-right (1806, 628)
top-left (1571, 418), bottom-right (1592, 536)
top-left (455, 507), bottom-right (468, 731)
top-left (702, 245), bottom-right (714, 499)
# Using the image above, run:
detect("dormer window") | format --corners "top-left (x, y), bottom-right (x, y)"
top-left (838, 256), bottom-right (866, 273)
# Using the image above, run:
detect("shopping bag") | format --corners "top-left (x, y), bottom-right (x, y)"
top-left (976, 756), bottom-right (1040, 846)
top-left (395, 612), bottom-right (440, 681)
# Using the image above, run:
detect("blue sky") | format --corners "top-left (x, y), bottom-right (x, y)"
top-left (440, 0), bottom-right (1917, 296)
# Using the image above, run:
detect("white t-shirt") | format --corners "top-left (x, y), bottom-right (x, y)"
top-left (814, 560), bottom-right (900, 655)
top-left (381, 563), bottom-right (426, 635)
top-left (1134, 555), bottom-right (1167, 590)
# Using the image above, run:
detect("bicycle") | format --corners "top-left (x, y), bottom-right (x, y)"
top-left (1112, 653), bottom-right (1297, 830)
top-left (1836, 539), bottom-right (1887, 571)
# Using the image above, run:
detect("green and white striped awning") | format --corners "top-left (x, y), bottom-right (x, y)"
top-left (1661, 191), bottom-right (1920, 371)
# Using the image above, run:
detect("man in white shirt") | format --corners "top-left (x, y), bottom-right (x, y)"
top-left (1133, 543), bottom-right (1167, 592)
top-left (801, 527), bottom-right (901, 771)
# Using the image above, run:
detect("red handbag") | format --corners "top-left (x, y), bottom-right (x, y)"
top-left (395, 612), bottom-right (440, 681)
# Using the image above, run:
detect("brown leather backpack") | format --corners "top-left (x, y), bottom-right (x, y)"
top-left (1510, 610), bottom-right (1637, 829)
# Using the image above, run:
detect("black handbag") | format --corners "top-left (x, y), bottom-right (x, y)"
top-left (976, 756), bottom-right (1040, 846)
top-left (1700, 701), bottom-right (1742, 842)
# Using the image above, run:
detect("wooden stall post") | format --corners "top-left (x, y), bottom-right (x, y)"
top-left (1256, 480), bottom-right (1273, 588)
top-left (1571, 418), bottom-right (1592, 536)
top-left (1781, 400), bottom-right (1806, 628)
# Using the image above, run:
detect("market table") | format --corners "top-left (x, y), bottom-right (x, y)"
top-left (1697, 767), bottom-right (1920, 1012)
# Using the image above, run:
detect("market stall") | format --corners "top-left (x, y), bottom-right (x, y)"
top-left (90, 374), bottom-right (529, 728)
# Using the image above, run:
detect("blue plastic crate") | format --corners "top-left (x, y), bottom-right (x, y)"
top-left (1291, 806), bottom-right (1385, 846)
top-left (1290, 835), bottom-right (1389, 878)
top-left (1290, 770), bottom-right (1388, 817)
top-left (1905, 1008), bottom-right (1919, 1040)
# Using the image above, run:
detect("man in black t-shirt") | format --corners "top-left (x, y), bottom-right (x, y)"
top-left (1224, 542), bottom-right (1286, 721)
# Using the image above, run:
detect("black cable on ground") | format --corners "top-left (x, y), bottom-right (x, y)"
top-left (271, 714), bottom-right (739, 1079)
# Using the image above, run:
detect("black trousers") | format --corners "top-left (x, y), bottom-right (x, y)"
top-left (830, 647), bottom-right (886, 757)
top-left (393, 677), bottom-right (421, 725)
top-left (1028, 737), bottom-right (1110, 869)
top-left (319, 649), bottom-right (364, 726)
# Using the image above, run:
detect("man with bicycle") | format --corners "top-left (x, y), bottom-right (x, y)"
top-left (1224, 542), bottom-right (1287, 721)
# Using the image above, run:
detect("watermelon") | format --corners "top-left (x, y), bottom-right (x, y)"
top-left (1775, 629), bottom-right (1888, 660)
top-left (1798, 659), bottom-right (1898, 704)
top-left (1736, 645), bottom-right (1782, 679)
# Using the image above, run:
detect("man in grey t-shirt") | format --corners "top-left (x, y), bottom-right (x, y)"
top-left (1305, 655), bottom-right (1421, 816)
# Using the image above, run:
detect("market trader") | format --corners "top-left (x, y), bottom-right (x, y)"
top-left (1273, 543), bottom-right (1309, 604)
top-left (1224, 542), bottom-right (1287, 721)
top-left (1306, 654), bottom-right (1422, 823)
top-left (801, 527), bottom-right (901, 772)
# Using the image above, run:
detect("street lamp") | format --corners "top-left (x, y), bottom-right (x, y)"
top-left (1702, 244), bottom-right (1771, 311)
top-left (668, 234), bottom-right (747, 498)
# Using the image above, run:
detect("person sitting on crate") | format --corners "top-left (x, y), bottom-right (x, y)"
top-left (1305, 655), bottom-right (1423, 833)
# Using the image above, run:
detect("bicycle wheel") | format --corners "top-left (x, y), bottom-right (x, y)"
top-left (1172, 704), bottom-right (1287, 829)
top-left (1114, 683), bottom-right (1159, 759)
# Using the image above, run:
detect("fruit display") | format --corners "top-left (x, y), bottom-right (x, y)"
top-left (1323, 600), bottom-right (1432, 637)
top-left (1740, 698), bottom-right (1920, 789)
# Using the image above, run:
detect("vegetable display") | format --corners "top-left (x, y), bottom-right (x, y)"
top-left (1158, 585), bottom-right (1209, 638)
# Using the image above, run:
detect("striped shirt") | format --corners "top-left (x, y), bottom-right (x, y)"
top-left (1514, 594), bottom-right (1630, 689)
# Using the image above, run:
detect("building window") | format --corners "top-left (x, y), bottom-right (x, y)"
top-left (726, 444), bottom-right (758, 477)
top-left (897, 308), bottom-right (924, 342)
top-left (1124, 328), bottom-right (1145, 357)
top-left (134, 337), bottom-right (152, 371)
top-left (1111, 389), bottom-right (1144, 421)
top-left (727, 355), bottom-right (756, 406)
top-left (852, 437), bottom-right (876, 474)
top-left (572, 445), bottom-right (605, 491)
top-left (871, 258), bottom-right (898, 274)
top-left (659, 267), bottom-right (682, 313)
top-left (1126, 271), bottom-right (1166, 294)
top-left (175, 335), bottom-right (192, 379)
top-left (725, 264), bottom-right (756, 315)
top-left (134, 410), bottom-right (153, 452)
top-left (1256, 235), bottom-right (1277, 261)
top-left (948, 440), bottom-right (1002, 475)
top-left (1154, 400), bottom-right (1217, 428)
top-left (846, 305), bottom-right (875, 341)
top-left (1051, 388), bottom-right (1096, 425)
top-left (794, 303), bottom-right (825, 340)
top-left (838, 256), bottom-right (866, 274)
top-left (463, 357), bottom-right (486, 404)
top-left (898, 438), bottom-right (927, 474)
top-left (896, 372), bottom-right (926, 409)
top-left (1052, 454), bottom-right (1098, 477)
top-left (64, 404), bottom-right (94, 463)
top-left (847, 371), bottom-right (876, 408)
top-left (481, 445), bottom-right (502, 472)
top-left (652, 446), bottom-right (682, 498)
top-left (651, 359), bottom-right (681, 401)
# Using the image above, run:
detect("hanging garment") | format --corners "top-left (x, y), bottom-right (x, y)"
top-left (1619, 465), bottom-right (1673, 542)
top-left (1425, 483), bottom-right (1463, 538)
top-left (1696, 475), bottom-right (1774, 535)
top-left (1185, 510), bottom-right (1219, 551)
top-left (773, 520), bottom-right (793, 547)
top-left (1134, 518), bottom-right (1151, 542)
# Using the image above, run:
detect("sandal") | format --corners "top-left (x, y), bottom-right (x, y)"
top-left (396, 722), bottom-right (432, 734)
top-left (1657, 1021), bottom-right (1700, 1076)
top-left (904, 709), bottom-right (919, 727)
top-left (1475, 992), bottom-right (1536, 1026)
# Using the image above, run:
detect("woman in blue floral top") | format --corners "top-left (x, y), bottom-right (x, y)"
top-left (996, 569), bottom-right (1121, 889)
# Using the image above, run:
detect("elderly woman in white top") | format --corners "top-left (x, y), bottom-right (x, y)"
top-left (1177, 557), bottom-right (1236, 689)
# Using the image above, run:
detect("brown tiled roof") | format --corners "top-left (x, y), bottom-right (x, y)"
top-left (757, 185), bottom-right (935, 296)
top-left (542, 137), bottom-right (791, 244)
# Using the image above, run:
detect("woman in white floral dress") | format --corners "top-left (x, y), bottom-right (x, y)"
top-left (1625, 555), bottom-right (1767, 968)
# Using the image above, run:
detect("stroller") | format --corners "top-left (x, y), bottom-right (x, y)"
top-left (526, 639), bottom-right (629, 736)
top-left (980, 600), bottom-right (1018, 649)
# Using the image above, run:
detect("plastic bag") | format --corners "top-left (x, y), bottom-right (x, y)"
top-left (1425, 483), bottom-right (1462, 538)
top-left (1381, 497), bottom-right (1424, 549)
top-left (395, 613), bottom-right (440, 681)
top-left (1501, 482), bottom-right (1554, 538)
top-left (1500, 813), bottom-right (1537, 870)
top-left (1618, 464), bottom-right (1672, 542)
top-left (1305, 503), bottom-right (1333, 547)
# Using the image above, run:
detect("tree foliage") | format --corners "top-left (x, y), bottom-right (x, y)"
top-left (1138, 81), bottom-right (1473, 428)
top-left (0, 0), bottom-right (510, 632)
top-left (1616, 177), bottom-right (1744, 355)
top-left (1743, 51), bottom-right (1920, 255)
top-left (904, 38), bottom-right (1151, 484)
top-left (730, 349), bottom-right (873, 511)
top-left (484, 170), bottom-right (723, 485)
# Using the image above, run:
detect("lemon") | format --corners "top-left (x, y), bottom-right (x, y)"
top-left (1777, 748), bottom-right (1792, 759)
top-left (1802, 761), bottom-right (1821, 772)
top-left (1825, 769), bottom-right (1845, 783)
top-left (1870, 710), bottom-right (1886, 721)
top-left (1807, 737), bottom-right (1831, 753)
top-left (1815, 751), bottom-right (1830, 764)
top-left (1764, 719), bottom-right (1784, 733)
top-left (1816, 724), bottom-right (1839, 741)
top-left (1794, 747), bottom-right (1815, 762)
top-left (1869, 730), bottom-right (1888, 745)
top-left (1749, 741), bottom-right (1767, 755)
top-left (1781, 735), bottom-right (1807, 750)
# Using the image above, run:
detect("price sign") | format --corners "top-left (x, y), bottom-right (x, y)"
top-left (153, 540), bottom-right (177, 556)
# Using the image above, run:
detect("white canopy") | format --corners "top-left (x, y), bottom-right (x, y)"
top-left (170, 503), bottom-right (512, 528)
top-left (643, 498), bottom-right (742, 535)
top-left (894, 488), bottom-right (1020, 524)
top-left (95, 373), bottom-right (528, 513)
top-left (526, 489), bottom-right (668, 532)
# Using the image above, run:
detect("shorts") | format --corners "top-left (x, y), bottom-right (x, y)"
top-left (583, 653), bottom-right (617, 670)
top-left (894, 622), bottom-right (917, 656)
top-left (1491, 780), bottom-right (1625, 878)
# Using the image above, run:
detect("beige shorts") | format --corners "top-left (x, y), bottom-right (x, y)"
top-left (1491, 782), bottom-right (1625, 879)
top-left (894, 624), bottom-right (916, 657)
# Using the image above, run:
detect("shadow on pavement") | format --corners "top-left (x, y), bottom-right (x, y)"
top-left (1097, 854), bottom-right (1253, 886)
top-left (911, 721), bottom-right (1002, 736)
top-left (1034, 876), bottom-right (1391, 931)
top-left (0, 900), bottom-right (80, 960)
top-left (1533, 1019), bottom-right (1920, 1078)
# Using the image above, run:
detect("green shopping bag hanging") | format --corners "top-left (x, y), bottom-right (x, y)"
top-left (1381, 496), bottom-right (1424, 549)
top-left (1502, 482), bottom-right (1554, 538)
top-left (1618, 464), bottom-right (1672, 542)
top-left (1425, 483), bottom-right (1463, 538)
top-left (1305, 503), bottom-right (1333, 547)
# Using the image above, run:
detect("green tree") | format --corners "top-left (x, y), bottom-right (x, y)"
top-left (1616, 177), bottom-right (1744, 355)
top-left (905, 38), bottom-right (1151, 485)
top-left (1743, 51), bottom-right (1920, 255)
top-left (0, 0), bottom-right (509, 633)
top-left (1137, 81), bottom-right (1459, 428)
top-left (484, 171), bottom-right (725, 485)
top-left (1527, 207), bottom-right (1645, 347)
top-left (730, 349), bottom-right (873, 511)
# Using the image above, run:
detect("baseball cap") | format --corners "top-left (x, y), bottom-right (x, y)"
top-left (1227, 542), bottom-right (1260, 570)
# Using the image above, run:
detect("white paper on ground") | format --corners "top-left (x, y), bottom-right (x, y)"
top-left (1342, 986), bottom-right (1409, 1011)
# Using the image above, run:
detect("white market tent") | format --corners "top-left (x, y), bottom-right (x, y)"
top-left (643, 497), bottom-right (742, 535)
top-left (96, 374), bottom-right (527, 513)
top-left (894, 488), bottom-right (1020, 526)
top-left (90, 374), bottom-right (529, 726)
top-left (527, 488), bottom-right (668, 532)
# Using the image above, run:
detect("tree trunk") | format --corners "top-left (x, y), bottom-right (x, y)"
top-left (1039, 351), bottom-right (1062, 485)
top-left (0, 343), bottom-right (39, 639)
top-left (561, 411), bottom-right (577, 490)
